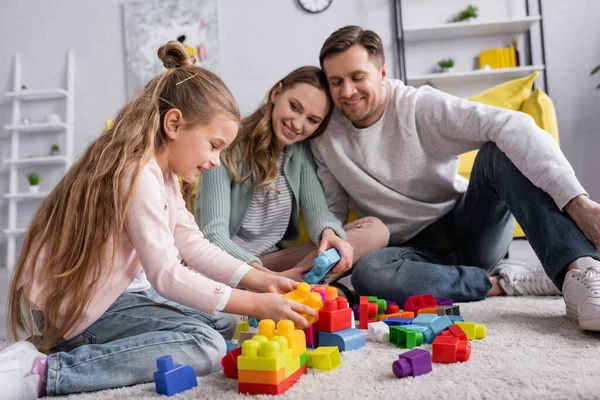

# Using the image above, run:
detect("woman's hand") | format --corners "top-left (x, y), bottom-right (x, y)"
top-left (318, 229), bottom-right (354, 274)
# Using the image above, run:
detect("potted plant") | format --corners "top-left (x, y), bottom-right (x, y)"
top-left (438, 58), bottom-right (455, 73)
top-left (50, 144), bottom-right (61, 156)
top-left (591, 63), bottom-right (600, 89)
top-left (454, 5), bottom-right (478, 22)
top-left (27, 173), bottom-right (40, 193)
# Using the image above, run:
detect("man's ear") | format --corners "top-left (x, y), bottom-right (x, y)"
top-left (270, 82), bottom-right (284, 105)
top-left (380, 63), bottom-right (388, 85)
top-left (163, 108), bottom-right (183, 140)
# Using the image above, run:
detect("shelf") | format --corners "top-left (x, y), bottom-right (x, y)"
top-left (408, 65), bottom-right (545, 87)
top-left (4, 122), bottom-right (68, 134)
top-left (4, 192), bottom-right (49, 200)
top-left (3, 228), bottom-right (26, 236)
top-left (4, 156), bottom-right (68, 165)
top-left (401, 16), bottom-right (541, 42)
top-left (6, 88), bottom-right (68, 101)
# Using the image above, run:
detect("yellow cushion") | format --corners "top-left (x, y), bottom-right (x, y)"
top-left (467, 71), bottom-right (539, 110)
top-left (520, 88), bottom-right (559, 144)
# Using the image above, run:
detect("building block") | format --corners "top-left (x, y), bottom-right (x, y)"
top-left (238, 368), bottom-right (286, 385)
top-left (312, 288), bottom-right (328, 303)
top-left (440, 325), bottom-right (468, 342)
top-left (304, 323), bottom-right (318, 349)
top-left (437, 305), bottom-right (461, 317)
top-left (248, 317), bottom-right (259, 328)
top-left (237, 335), bottom-right (290, 372)
top-left (386, 304), bottom-right (400, 314)
top-left (352, 304), bottom-right (360, 320)
top-left (403, 294), bottom-right (437, 314)
top-left (304, 248), bottom-right (341, 284)
top-left (382, 317), bottom-right (414, 326)
top-left (325, 286), bottom-right (338, 300)
top-left (368, 297), bottom-right (387, 313)
top-left (392, 349), bottom-right (432, 378)
top-left (299, 352), bottom-right (307, 367)
top-left (318, 328), bottom-right (365, 351)
top-left (413, 314), bottom-right (453, 336)
top-left (378, 311), bottom-right (415, 321)
top-left (283, 283), bottom-right (323, 327)
top-left (233, 320), bottom-right (250, 340)
top-left (389, 326), bottom-right (423, 349)
top-left (221, 347), bottom-right (243, 379)
top-left (436, 297), bottom-right (453, 306)
top-left (448, 315), bottom-right (465, 323)
top-left (432, 335), bottom-right (471, 363)
top-left (359, 296), bottom-right (378, 329)
top-left (154, 356), bottom-right (198, 396)
top-left (319, 297), bottom-right (352, 333)
top-left (238, 365), bottom-right (307, 395)
top-left (237, 331), bottom-right (256, 347)
top-left (367, 321), bottom-right (390, 343)
top-left (455, 322), bottom-right (487, 340)
top-left (258, 319), bottom-right (306, 359)
top-left (306, 346), bottom-right (342, 371)
top-left (403, 325), bottom-right (434, 344)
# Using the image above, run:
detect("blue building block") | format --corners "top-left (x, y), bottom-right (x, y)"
top-left (154, 356), bottom-right (198, 396)
top-left (448, 315), bottom-right (465, 323)
top-left (383, 317), bottom-right (414, 327)
top-left (248, 317), bottom-right (259, 328)
top-left (428, 315), bottom-right (453, 335)
top-left (304, 249), bottom-right (341, 284)
top-left (318, 328), bottom-right (365, 351)
top-left (403, 325), bottom-right (434, 344)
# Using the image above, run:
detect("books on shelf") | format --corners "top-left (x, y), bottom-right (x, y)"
top-left (479, 48), bottom-right (518, 69)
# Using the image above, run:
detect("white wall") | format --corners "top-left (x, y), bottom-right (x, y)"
top-left (0, 0), bottom-right (397, 266)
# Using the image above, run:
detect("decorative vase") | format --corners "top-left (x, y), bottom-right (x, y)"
top-left (441, 67), bottom-right (455, 73)
top-left (29, 185), bottom-right (39, 194)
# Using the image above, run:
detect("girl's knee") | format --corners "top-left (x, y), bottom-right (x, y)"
top-left (219, 313), bottom-right (238, 341)
top-left (189, 328), bottom-right (227, 375)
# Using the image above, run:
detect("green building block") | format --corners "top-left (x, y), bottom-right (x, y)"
top-left (390, 326), bottom-right (423, 349)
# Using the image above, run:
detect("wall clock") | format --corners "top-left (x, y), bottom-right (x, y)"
top-left (297, 0), bottom-right (333, 14)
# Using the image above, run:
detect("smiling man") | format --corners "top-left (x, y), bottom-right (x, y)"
top-left (310, 25), bottom-right (600, 332)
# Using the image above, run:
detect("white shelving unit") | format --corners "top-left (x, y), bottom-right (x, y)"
top-left (409, 64), bottom-right (545, 87)
top-left (402, 16), bottom-right (541, 42)
top-left (2, 51), bottom-right (75, 269)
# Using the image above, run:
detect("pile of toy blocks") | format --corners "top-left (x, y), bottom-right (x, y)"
top-left (360, 294), bottom-right (486, 378)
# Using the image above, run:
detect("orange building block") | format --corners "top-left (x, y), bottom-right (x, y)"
top-left (238, 367), bottom-right (286, 385)
top-left (416, 307), bottom-right (441, 315)
top-left (238, 365), bottom-right (307, 395)
top-left (378, 311), bottom-right (415, 321)
top-left (319, 297), bottom-right (352, 333)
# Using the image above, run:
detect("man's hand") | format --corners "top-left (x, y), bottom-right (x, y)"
top-left (564, 195), bottom-right (600, 251)
top-left (318, 229), bottom-right (354, 274)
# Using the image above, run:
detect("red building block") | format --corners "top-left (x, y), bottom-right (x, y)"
top-left (221, 347), bottom-right (242, 379)
top-left (359, 296), bottom-right (378, 329)
top-left (403, 294), bottom-right (437, 314)
top-left (319, 297), bottom-right (352, 333)
top-left (432, 335), bottom-right (471, 364)
top-left (386, 304), bottom-right (400, 314)
top-left (238, 364), bottom-right (307, 395)
top-left (439, 325), bottom-right (468, 342)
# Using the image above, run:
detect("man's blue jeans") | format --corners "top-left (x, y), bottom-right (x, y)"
top-left (351, 143), bottom-right (600, 304)
top-left (39, 288), bottom-right (236, 395)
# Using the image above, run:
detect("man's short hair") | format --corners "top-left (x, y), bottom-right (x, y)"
top-left (319, 25), bottom-right (385, 69)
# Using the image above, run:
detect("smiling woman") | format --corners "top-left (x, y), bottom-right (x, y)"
top-left (196, 65), bottom-right (389, 285)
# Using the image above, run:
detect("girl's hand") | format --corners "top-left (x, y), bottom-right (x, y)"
top-left (261, 274), bottom-right (299, 294)
top-left (255, 293), bottom-right (316, 329)
top-left (318, 229), bottom-right (354, 274)
top-left (277, 264), bottom-right (314, 282)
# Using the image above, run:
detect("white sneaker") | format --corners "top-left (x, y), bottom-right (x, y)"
top-left (562, 260), bottom-right (600, 331)
top-left (490, 260), bottom-right (561, 296)
top-left (0, 341), bottom-right (48, 399)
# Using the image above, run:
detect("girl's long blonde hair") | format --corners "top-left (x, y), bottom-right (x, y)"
top-left (7, 41), bottom-right (240, 353)
top-left (222, 66), bottom-right (332, 190)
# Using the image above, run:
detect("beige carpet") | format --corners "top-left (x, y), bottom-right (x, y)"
top-left (5, 296), bottom-right (600, 399)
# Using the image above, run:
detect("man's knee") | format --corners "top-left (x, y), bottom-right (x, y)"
top-left (350, 216), bottom-right (390, 250)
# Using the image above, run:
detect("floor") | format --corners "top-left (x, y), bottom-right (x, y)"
top-left (0, 239), bottom-right (540, 341)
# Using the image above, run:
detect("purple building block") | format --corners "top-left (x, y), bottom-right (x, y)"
top-left (352, 304), bottom-right (360, 320)
top-left (392, 348), bottom-right (432, 378)
top-left (154, 356), bottom-right (198, 396)
top-left (436, 297), bottom-right (453, 306)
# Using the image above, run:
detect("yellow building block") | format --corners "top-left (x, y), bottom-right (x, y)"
top-left (233, 320), bottom-right (250, 340)
top-left (238, 367), bottom-right (286, 385)
top-left (282, 283), bottom-right (323, 327)
top-left (258, 320), bottom-right (307, 359)
top-left (455, 322), bottom-right (487, 340)
top-left (307, 347), bottom-right (342, 371)
top-left (237, 335), bottom-right (291, 372)
top-left (284, 352), bottom-right (301, 377)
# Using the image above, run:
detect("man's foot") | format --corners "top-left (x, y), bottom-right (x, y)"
top-left (490, 260), bottom-right (561, 296)
top-left (0, 341), bottom-right (48, 398)
top-left (563, 259), bottom-right (600, 331)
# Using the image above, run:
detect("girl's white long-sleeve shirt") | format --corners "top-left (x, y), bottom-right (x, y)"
top-left (25, 159), bottom-right (251, 339)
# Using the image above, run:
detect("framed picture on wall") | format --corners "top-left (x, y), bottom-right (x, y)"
top-left (122, 0), bottom-right (220, 98)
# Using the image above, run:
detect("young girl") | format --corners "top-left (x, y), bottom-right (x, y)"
top-left (0, 41), bottom-right (315, 397)
top-left (196, 66), bottom-right (389, 283)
